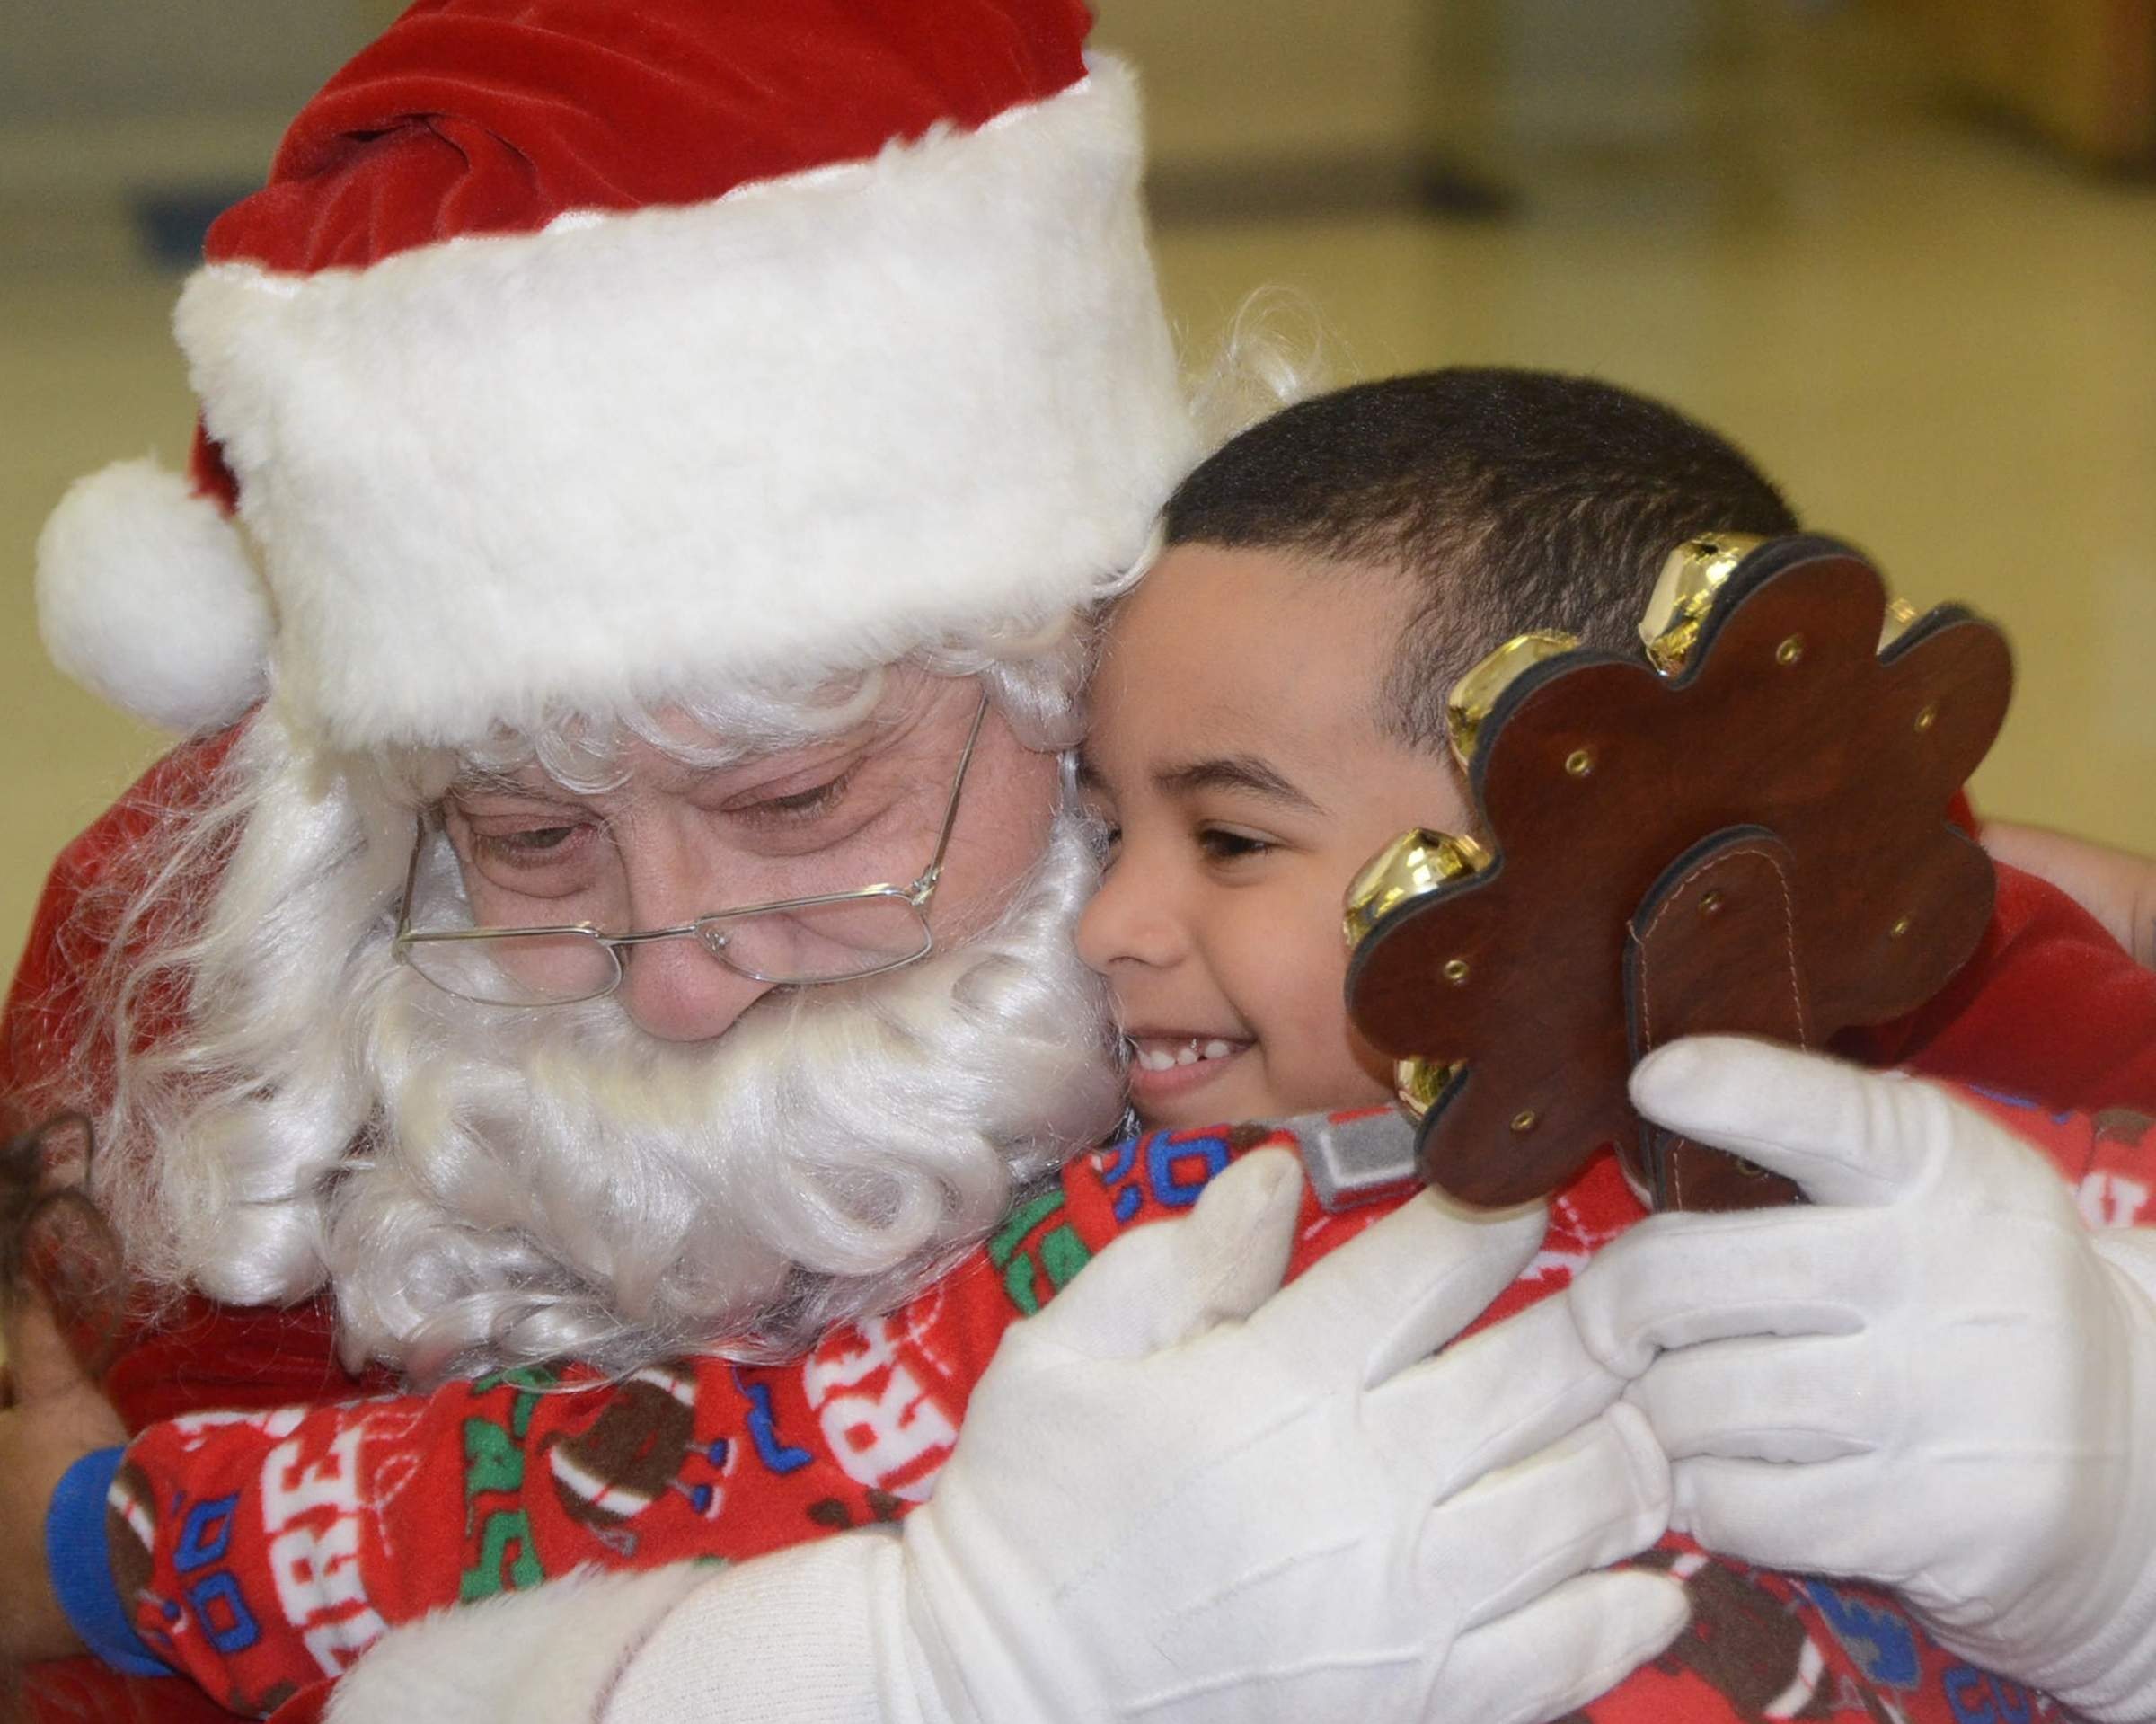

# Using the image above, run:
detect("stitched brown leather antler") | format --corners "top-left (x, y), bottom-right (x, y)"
top-left (1343, 535), bottom-right (2012, 1209)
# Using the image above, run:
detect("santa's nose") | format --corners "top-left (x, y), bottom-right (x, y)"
top-left (614, 934), bottom-right (775, 1043)
top-left (614, 835), bottom-right (778, 1041)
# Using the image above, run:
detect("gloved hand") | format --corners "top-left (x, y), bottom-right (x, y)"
top-left (331, 1150), bottom-right (1683, 1724)
top-left (1568, 1036), bottom-right (2156, 1722)
top-left (894, 1146), bottom-right (1682, 1724)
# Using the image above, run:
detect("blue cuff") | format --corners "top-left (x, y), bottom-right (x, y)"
top-left (46, 1446), bottom-right (172, 1678)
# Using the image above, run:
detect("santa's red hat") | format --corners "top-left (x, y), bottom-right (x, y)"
top-left (38, 0), bottom-right (1192, 748)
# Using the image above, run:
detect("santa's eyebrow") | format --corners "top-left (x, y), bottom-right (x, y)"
top-left (1154, 754), bottom-right (1321, 812)
top-left (443, 766), bottom-right (579, 806)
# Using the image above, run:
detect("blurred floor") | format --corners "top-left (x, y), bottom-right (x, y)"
top-left (4, 0), bottom-right (2154, 993)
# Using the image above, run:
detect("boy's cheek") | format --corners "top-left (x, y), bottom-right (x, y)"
top-left (1246, 995), bottom-right (1397, 1120)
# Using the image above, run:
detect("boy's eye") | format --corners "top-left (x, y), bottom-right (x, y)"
top-left (1197, 827), bottom-right (1272, 862)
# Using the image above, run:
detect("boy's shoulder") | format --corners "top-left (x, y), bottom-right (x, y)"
top-left (1855, 860), bottom-right (2156, 1116)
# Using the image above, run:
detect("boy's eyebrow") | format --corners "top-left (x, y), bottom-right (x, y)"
top-left (1155, 754), bottom-right (1322, 812)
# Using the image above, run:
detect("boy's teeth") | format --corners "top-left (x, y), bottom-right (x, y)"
top-left (1131, 1037), bottom-right (1241, 1072)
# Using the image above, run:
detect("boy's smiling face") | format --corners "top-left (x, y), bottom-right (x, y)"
top-left (1077, 542), bottom-right (1474, 1129)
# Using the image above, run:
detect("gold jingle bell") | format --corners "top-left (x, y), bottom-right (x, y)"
top-left (1639, 534), bottom-right (1769, 676)
top-left (1341, 827), bottom-right (1493, 950)
top-left (1445, 631), bottom-right (1580, 767)
top-left (1641, 534), bottom-right (1925, 676)
top-left (1878, 595), bottom-right (1920, 651)
top-left (1393, 1055), bottom-right (1456, 1123)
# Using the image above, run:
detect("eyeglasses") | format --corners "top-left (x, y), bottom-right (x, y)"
top-left (393, 690), bottom-right (990, 1007)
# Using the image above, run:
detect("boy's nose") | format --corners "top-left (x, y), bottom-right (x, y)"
top-left (1074, 856), bottom-right (1184, 974)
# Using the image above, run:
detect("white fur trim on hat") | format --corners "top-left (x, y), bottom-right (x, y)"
top-left (36, 457), bottom-right (271, 733)
top-left (172, 57), bottom-right (1195, 752)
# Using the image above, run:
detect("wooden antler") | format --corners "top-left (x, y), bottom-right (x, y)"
top-left (1343, 535), bottom-right (2013, 1211)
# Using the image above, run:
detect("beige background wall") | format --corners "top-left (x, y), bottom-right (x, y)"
top-left (0, 0), bottom-right (364, 121)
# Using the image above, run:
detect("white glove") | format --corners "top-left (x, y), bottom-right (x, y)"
top-left (899, 1146), bottom-right (1681, 1724)
top-left (1568, 1036), bottom-right (2156, 1722)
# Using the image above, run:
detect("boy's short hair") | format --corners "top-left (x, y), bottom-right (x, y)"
top-left (1161, 367), bottom-right (1799, 754)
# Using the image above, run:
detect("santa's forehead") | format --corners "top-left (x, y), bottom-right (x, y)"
top-left (442, 669), bottom-right (967, 803)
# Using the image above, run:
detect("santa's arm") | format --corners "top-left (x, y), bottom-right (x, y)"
top-left (311, 1548), bottom-right (888, 1724)
top-left (1864, 861), bottom-right (2156, 1113)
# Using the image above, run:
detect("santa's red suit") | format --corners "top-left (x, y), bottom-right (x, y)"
top-left (12, 731), bottom-right (2156, 1722)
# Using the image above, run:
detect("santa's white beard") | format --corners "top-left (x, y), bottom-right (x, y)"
top-left (330, 816), bottom-right (1122, 1383)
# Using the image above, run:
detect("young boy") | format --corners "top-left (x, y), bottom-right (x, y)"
top-left (36, 370), bottom-right (2156, 1724)
top-left (1072, 366), bottom-right (1766, 1130)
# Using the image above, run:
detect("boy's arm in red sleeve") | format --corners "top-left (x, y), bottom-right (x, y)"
top-left (1854, 860), bottom-right (2156, 1116)
top-left (91, 1233), bottom-right (1100, 1720)
top-left (1983, 820), bottom-right (2156, 968)
top-left (57, 1092), bottom-right (1387, 1720)
top-left (1948, 1086), bottom-right (2156, 1231)
top-left (99, 1380), bottom-right (499, 1713)
top-left (96, 1339), bottom-right (1008, 1716)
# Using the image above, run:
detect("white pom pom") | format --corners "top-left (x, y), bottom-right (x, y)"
top-left (36, 457), bottom-right (271, 733)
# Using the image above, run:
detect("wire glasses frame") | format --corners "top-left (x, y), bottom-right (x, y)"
top-left (393, 690), bottom-right (991, 1006)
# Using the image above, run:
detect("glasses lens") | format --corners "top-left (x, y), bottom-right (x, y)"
top-left (699, 894), bottom-right (932, 984)
top-left (401, 931), bottom-right (620, 1006)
